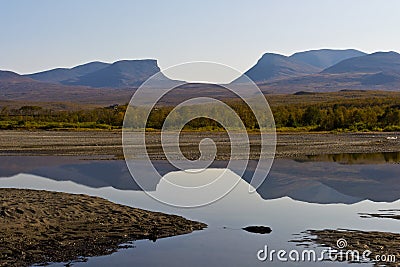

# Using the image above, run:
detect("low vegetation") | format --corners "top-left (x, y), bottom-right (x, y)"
top-left (0, 91), bottom-right (399, 132)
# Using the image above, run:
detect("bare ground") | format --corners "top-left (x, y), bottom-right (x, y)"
top-left (292, 229), bottom-right (400, 266)
top-left (0, 130), bottom-right (399, 159)
top-left (0, 188), bottom-right (206, 267)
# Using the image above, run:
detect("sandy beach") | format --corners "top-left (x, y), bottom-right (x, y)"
top-left (0, 188), bottom-right (206, 267)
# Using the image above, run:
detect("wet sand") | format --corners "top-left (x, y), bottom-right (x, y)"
top-left (292, 211), bottom-right (400, 266)
top-left (0, 188), bottom-right (206, 267)
top-left (0, 130), bottom-right (399, 159)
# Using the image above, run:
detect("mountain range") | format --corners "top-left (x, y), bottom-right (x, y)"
top-left (1, 49), bottom-right (400, 103)
top-left (246, 50), bottom-right (400, 93)
top-left (237, 49), bottom-right (367, 83)
top-left (291, 49), bottom-right (366, 69)
top-left (25, 59), bottom-right (160, 88)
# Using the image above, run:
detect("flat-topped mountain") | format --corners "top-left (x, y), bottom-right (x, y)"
top-left (0, 69), bottom-right (132, 104)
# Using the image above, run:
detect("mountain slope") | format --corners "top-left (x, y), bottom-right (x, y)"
top-left (290, 49), bottom-right (366, 69)
top-left (26, 62), bottom-right (110, 83)
top-left (238, 53), bottom-right (321, 83)
top-left (322, 51), bottom-right (400, 74)
top-left (0, 70), bottom-right (132, 104)
top-left (258, 72), bottom-right (400, 94)
top-left (62, 59), bottom-right (161, 88)
top-left (0, 70), bottom-right (34, 83)
top-left (255, 51), bottom-right (400, 93)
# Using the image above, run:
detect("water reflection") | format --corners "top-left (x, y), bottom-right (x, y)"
top-left (299, 152), bottom-right (400, 164)
top-left (0, 170), bottom-right (399, 267)
top-left (0, 155), bottom-right (399, 204)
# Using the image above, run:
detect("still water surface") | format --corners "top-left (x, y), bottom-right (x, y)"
top-left (0, 155), bottom-right (399, 266)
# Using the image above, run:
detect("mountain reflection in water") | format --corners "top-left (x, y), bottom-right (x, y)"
top-left (0, 153), bottom-right (399, 205)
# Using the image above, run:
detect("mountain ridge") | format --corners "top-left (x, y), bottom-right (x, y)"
top-left (24, 59), bottom-right (162, 89)
top-left (25, 62), bottom-right (110, 83)
top-left (322, 51), bottom-right (400, 74)
top-left (290, 49), bottom-right (366, 69)
top-left (61, 59), bottom-right (161, 88)
top-left (1, 49), bottom-right (400, 103)
top-left (236, 53), bottom-right (321, 83)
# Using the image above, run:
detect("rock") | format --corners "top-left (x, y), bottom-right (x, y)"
top-left (242, 226), bottom-right (272, 234)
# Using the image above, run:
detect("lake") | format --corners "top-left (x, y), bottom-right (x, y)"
top-left (0, 154), bottom-right (399, 266)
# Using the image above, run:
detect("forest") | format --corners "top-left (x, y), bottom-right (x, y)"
top-left (0, 91), bottom-right (399, 132)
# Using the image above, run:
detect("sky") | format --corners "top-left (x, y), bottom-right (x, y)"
top-left (1, 0), bottom-right (400, 75)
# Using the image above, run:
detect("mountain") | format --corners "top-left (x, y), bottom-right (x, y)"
top-left (0, 70), bottom-right (132, 104)
top-left (2, 50), bottom-right (400, 104)
top-left (24, 59), bottom-right (163, 89)
top-left (0, 70), bottom-right (34, 83)
top-left (238, 53), bottom-right (321, 83)
top-left (62, 59), bottom-right (161, 88)
top-left (258, 51), bottom-right (400, 93)
top-left (26, 62), bottom-right (110, 83)
top-left (322, 51), bottom-right (400, 74)
top-left (290, 49), bottom-right (366, 69)
top-left (0, 59), bottom-right (170, 104)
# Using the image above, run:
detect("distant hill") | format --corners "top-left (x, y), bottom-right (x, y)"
top-left (322, 51), bottom-right (400, 74)
top-left (25, 59), bottom-right (163, 89)
top-left (290, 49), bottom-right (366, 69)
top-left (237, 53), bottom-right (321, 83)
top-left (26, 62), bottom-right (109, 83)
top-left (258, 72), bottom-right (400, 94)
top-left (62, 59), bottom-right (161, 88)
top-left (258, 51), bottom-right (400, 93)
top-left (0, 59), bottom-right (171, 104)
top-left (0, 70), bottom-right (132, 104)
top-left (2, 50), bottom-right (400, 104)
top-left (0, 70), bottom-right (34, 83)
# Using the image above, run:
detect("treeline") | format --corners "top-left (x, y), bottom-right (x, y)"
top-left (145, 96), bottom-right (400, 132)
top-left (273, 104), bottom-right (400, 131)
top-left (1, 94), bottom-right (400, 131)
top-left (0, 105), bottom-right (126, 130)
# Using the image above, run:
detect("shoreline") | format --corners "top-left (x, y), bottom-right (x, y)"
top-left (292, 229), bottom-right (400, 266)
top-left (1, 131), bottom-right (399, 266)
top-left (0, 130), bottom-right (399, 159)
top-left (0, 188), bottom-right (206, 267)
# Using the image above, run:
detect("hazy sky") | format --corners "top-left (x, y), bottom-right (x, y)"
top-left (2, 0), bottom-right (400, 74)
